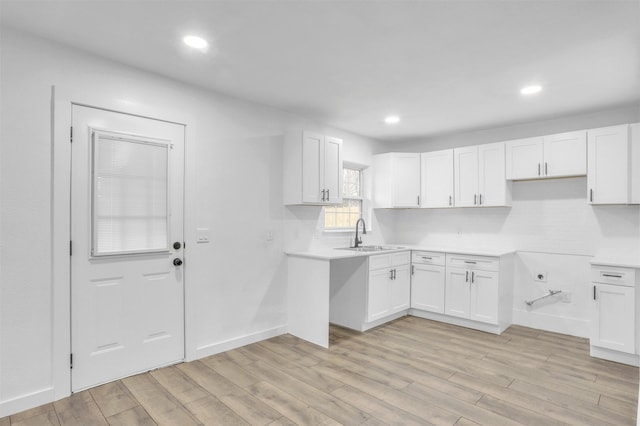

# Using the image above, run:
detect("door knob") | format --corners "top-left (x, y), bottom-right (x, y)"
top-left (173, 258), bottom-right (183, 266)
top-left (173, 241), bottom-right (182, 250)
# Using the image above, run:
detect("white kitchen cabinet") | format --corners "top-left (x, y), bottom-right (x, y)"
top-left (590, 264), bottom-right (638, 365)
top-left (587, 124), bottom-right (640, 205)
top-left (411, 251), bottom-right (446, 313)
top-left (505, 131), bottom-right (586, 180)
top-left (373, 153), bottom-right (421, 208)
top-left (284, 130), bottom-right (343, 205)
top-left (421, 150), bottom-right (454, 208)
top-left (454, 142), bottom-right (510, 207)
top-left (366, 251), bottom-right (411, 323)
top-left (444, 254), bottom-right (502, 326)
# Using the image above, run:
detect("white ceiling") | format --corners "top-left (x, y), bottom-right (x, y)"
top-left (1, 0), bottom-right (639, 141)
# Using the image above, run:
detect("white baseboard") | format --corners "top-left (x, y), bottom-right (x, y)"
top-left (0, 387), bottom-right (55, 418)
top-left (190, 325), bottom-right (288, 361)
top-left (590, 346), bottom-right (640, 367)
top-left (512, 309), bottom-right (589, 338)
top-left (409, 309), bottom-right (505, 334)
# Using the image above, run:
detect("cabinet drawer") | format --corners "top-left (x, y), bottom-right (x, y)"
top-left (412, 251), bottom-right (445, 266)
top-left (446, 253), bottom-right (499, 271)
top-left (369, 251), bottom-right (410, 270)
top-left (591, 266), bottom-right (636, 287)
top-left (391, 251), bottom-right (411, 267)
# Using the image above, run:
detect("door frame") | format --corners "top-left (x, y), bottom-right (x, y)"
top-left (52, 86), bottom-right (189, 400)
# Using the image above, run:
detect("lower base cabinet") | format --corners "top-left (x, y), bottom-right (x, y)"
top-left (367, 253), bottom-right (411, 322)
top-left (411, 251), bottom-right (513, 334)
top-left (590, 264), bottom-right (638, 365)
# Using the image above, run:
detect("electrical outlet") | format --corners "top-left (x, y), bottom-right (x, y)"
top-left (561, 292), bottom-right (572, 303)
top-left (534, 272), bottom-right (547, 282)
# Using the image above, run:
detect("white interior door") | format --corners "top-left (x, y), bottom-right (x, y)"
top-left (71, 105), bottom-right (185, 391)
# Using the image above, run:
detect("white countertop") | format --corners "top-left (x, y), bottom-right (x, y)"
top-left (286, 245), bottom-right (515, 260)
top-left (590, 255), bottom-right (640, 269)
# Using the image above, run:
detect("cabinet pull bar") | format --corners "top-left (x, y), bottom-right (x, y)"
top-left (449, 195), bottom-right (452, 206)
top-left (538, 163), bottom-right (540, 176)
top-left (545, 162), bottom-right (548, 176)
top-left (411, 265), bottom-right (414, 275)
top-left (326, 189), bottom-right (330, 201)
top-left (479, 194), bottom-right (482, 205)
top-left (464, 260), bottom-right (477, 264)
top-left (321, 189), bottom-right (325, 201)
top-left (471, 271), bottom-right (475, 283)
top-left (474, 194), bottom-right (477, 205)
top-left (421, 256), bottom-right (432, 260)
top-left (593, 285), bottom-right (596, 300)
top-left (393, 269), bottom-right (396, 280)
top-left (465, 271), bottom-right (469, 282)
top-left (590, 188), bottom-right (593, 202)
top-left (602, 273), bottom-right (623, 278)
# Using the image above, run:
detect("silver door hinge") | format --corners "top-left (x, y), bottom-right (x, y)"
top-left (70, 126), bottom-right (73, 143)
top-left (70, 353), bottom-right (73, 369)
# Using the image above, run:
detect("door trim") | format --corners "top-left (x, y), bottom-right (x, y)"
top-left (52, 86), bottom-right (188, 400)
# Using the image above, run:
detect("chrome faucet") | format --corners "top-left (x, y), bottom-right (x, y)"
top-left (353, 218), bottom-right (367, 248)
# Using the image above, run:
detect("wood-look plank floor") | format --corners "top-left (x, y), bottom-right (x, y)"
top-left (3, 317), bottom-right (639, 425)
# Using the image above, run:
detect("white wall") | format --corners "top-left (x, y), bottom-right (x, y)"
top-left (383, 107), bottom-right (640, 337)
top-left (0, 27), bottom-right (381, 416)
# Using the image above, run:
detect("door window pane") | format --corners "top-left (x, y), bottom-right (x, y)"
top-left (92, 131), bottom-right (169, 256)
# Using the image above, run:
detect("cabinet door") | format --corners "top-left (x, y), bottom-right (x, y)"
top-left (302, 131), bottom-right (323, 203)
top-left (411, 264), bottom-right (445, 313)
top-left (445, 267), bottom-right (470, 318)
top-left (392, 154), bottom-right (421, 207)
top-left (390, 265), bottom-right (411, 313)
top-left (367, 269), bottom-right (392, 322)
top-left (543, 131), bottom-right (586, 178)
top-left (469, 270), bottom-right (499, 325)
top-left (587, 125), bottom-right (630, 204)
top-left (323, 136), bottom-right (343, 204)
top-left (592, 283), bottom-right (635, 354)
top-left (505, 137), bottom-right (544, 180)
top-left (454, 146), bottom-right (479, 207)
top-left (478, 142), bottom-right (507, 207)
top-left (421, 150), bottom-right (454, 208)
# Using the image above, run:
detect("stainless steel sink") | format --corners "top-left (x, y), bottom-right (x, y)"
top-left (336, 245), bottom-right (405, 252)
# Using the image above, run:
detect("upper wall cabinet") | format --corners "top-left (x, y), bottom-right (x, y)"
top-left (587, 124), bottom-right (640, 205)
top-left (454, 142), bottom-right (510, 207)
top-left (505, 130), bottom-right (586, 180)
top-left (421, 149), bottom-right (454, 208)
top-left (284, 130), bottom-right (343, 205)
top-left (373, 153), bottom-right (421, 208)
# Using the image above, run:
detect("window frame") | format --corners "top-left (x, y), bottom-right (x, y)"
top-left (323, 164), bottom-right (370, 233)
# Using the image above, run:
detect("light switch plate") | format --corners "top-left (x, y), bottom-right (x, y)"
top-left (196, 228), bottom-right (211, 244)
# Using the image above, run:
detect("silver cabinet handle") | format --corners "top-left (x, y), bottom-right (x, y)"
top-left (474, 194), bottom-right (477, 205)
top-left (602, 273), bottom-right (622, 278)
top-left (422, 256), bottom-right (432, 260)
top-left (449, 195), bottom-right (452, 206)
top-left (590, 189), bottom-right (593, 202)
top-left (465, 271), bottom-right (469, 282)
top-left (411, 265), bottom-right (415, 275)
top-left (393, 269), bottom-right (396, 280)
top-left (326, 189), bottom-right (330, 201)
top-left (390, 269), bottom-right (394, 280)
top-left (321, 189), bottom-right (325, 201)
top-left (471, 271), bottom-right (475, 283)
top-left (464, 260), bottom-right (477, 264)
top-left (593, 285), bottom-right (596, 300)
top-left (545, 162), bottom-right (548, 176)
top-left (417, 195), bottom-right (420, 206)
top-left (538, 163), bottom-right (541, 176)
top-left (479, 194), bottom-right (482, 205)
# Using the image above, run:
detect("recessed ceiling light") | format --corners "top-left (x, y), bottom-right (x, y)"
top-left (183, 35), bottom-right (208, 50)
top-left (384, 115), bottom-right (400, 124)
top-left (521, 85), bottom-right (542, 95)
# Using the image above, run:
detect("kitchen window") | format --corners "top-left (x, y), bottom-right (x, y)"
top-left (324, 167), bottom-right (364, 230)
